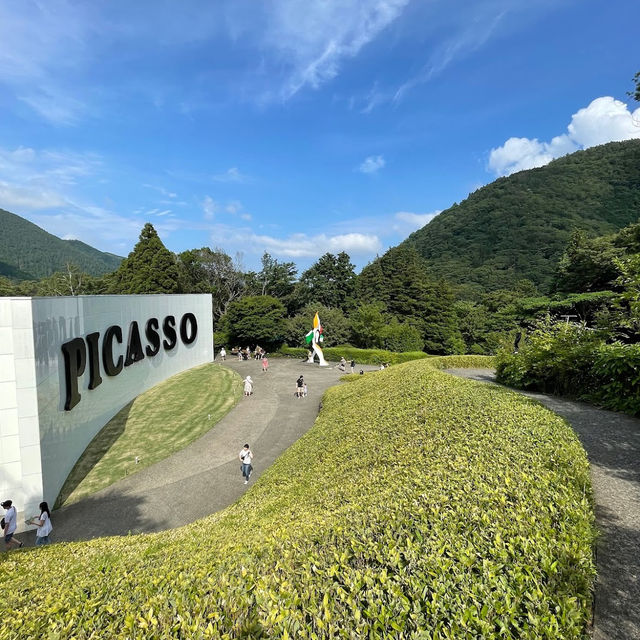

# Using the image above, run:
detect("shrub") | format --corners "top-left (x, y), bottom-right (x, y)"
top-left (379, 319), bottom-right (424, 352)
top-left (496, 320), bottom-right (601, 396)
top-left (496, 318), bottom-right (640, 416)
top-left (588, 342), bottom-right (640, 415)
top-left (0, 357), bottom-right (594, 639)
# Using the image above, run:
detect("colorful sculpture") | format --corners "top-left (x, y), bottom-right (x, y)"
top-left (305, 312), bottom-right (328, 366)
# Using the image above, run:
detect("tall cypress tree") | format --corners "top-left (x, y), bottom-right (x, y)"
top-left (108, 223), bottom-right (182, 294)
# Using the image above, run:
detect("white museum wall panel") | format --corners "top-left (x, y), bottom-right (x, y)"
top-left (0, 294), bottom-right (213, 528)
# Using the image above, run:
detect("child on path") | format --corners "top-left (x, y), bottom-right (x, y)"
top-left (27, 502), bottom-right (53, 546)
top-left (1, 499), bottom-right (22, 550)
top-left (239, 444), bottom-right (253, 484)
top-left (262, 355), bottom-right (269, 372)
top-left (219, 347), bottom-right (226, 361)
top-left (296, 375), bottom-right (304, 398)
top-left (350, 359), bottom-right (355, 374)
top-left (243, 376), bottom-right (253, 397)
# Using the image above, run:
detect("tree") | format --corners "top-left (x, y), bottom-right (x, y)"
top-left (297, 252), bottom-right (356, 311)
top-left (178, 247), bottom-right (246, 322)
top-left (109, 223), bottom-right (182, 294)
top-left (629, 71), bottom-right (640, 102)
top-left (245, 252), bottom-right (298, 311)
top-left (553, 229), bottom-right (623, 293)
top-left (379, 319), bottom-right (423, 352)
top-left (35, 263), bottom-right (96, 296)
top-left (284, 304), bottom-right (351, 347)
top-left (349, 302), bottom-right (387, 348)
top-left (223, 295), bottom-right (286, 350)
top-left (0, 276), bottom-right (15, 296)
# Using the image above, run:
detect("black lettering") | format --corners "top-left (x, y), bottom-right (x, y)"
top-left (163, 315), bottom-right (177, 351)
top-left (124, 321), bottom-right (145, 366)
top-left (180, 313), bottom-right (197, 345)
top-left (86, 332), bottom-right (103, 390)
top-left (61, 338), bottom-right (86, 411)
top-left (145, 318), bottom-right (161, 357)
top-left (103, 325), bottom-right (124, 376)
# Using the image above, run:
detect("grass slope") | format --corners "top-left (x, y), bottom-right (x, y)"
top-left (56, 363), bottom-right (242, 508)
top-left (0, 356), bottom-right (594, 639)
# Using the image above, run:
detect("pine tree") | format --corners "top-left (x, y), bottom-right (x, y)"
top-left (109, 223), bottom-right (182, 294)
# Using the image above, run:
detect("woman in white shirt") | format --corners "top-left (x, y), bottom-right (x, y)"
top-left (28, 501), bottom-right (53, 546)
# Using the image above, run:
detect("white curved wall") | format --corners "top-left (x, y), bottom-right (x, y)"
top-left (0, 294), bottom-right (212, 525)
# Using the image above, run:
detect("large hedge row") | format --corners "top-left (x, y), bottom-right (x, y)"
top-left (278, 344), bottom-right (431, 365)
top-left (0, 356), bottom-right (595, 639)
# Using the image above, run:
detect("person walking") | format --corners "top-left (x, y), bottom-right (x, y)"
top-left (27, 502), bottom-right (53, 546)
top-left (243, 376), bottom-right (253, 397)
top-left (239, 444), bottom-right (253, 484)
top-left (261, 354), bottom-right (269, 373)
top-left (1, 499), bottom-right (22, 550)
top-left (350, 359), bottom-right (355, 374)
top-left (219, 347), bottom-right (226, 361)
top-left (338, 357), bottom-right (346, 372)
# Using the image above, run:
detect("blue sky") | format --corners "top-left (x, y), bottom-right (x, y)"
top-left (0, 0), bottom-right (638, 272)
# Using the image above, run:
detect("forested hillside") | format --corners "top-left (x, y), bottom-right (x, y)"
top-left (402, 140), bottom-right (640, 294)
top-left (0, 209), bottom-right (122, 280)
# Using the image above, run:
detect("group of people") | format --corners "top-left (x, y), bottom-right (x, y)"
top-left (337, 357), bottom-right (356, 373)
top-left (2, 499), bottom-right (53, 550)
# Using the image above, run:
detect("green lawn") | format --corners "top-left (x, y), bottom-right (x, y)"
top-left (55, 363), bottom-right (242, 508)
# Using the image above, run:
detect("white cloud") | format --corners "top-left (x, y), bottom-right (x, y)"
top-left (489, 97), bottom-right (640, 176)
top-left (393, 8), bottom-right (506, 104)
top-left (394, 210), bottom-right (440, 231)
top-left (212, 167), bottom-right (247, 183)
top-left (259, 0), bottom-right (410, 101)
top-left (358, 155), bottom-right (385, 174)
top-left (0, 182), bottom-right (67, 211)
top-left (206, 222), bottom-right (382, 260)
top-left (253, 231), bottom-right (381, 257)
top-left (203, 196), bottom-right (218, 219)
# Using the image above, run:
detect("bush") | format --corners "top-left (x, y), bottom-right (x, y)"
top-left (496, 318), bottom-right (640, 416)
top-left (496, 320), bottom-right (601, 396)
top-left (0, 357), bottom-right (594, 639)
top-left (379, 319), bottom-right (424, 352)
top-left (588, 342), bottom-right (640, 415)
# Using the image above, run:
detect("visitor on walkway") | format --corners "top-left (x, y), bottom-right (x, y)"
top-left (338, 357), bottom-right (346, 372)
top-left (219, 347), bottom-right (226, 361)
top-left (296, 375), bottom-right (304, 398)
top-left (350, 359), bottom-right (355, 374)
top-left (1, 499), bottom-right (22, 550)
top-left (27, 502), bottom-right (53, 546)
top-left (243, 376), bottom-right (253, 397)
top-left (239, 444), bottom-right (253, 484)
top-left (302, 382), bottom-right (308, 398)
top-left (262, 355), bottom-right (269, 372)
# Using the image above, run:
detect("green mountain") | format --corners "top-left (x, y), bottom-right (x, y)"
top-left (0, 209), bottom-right (122, 280)
top-left (401, 140), bottom-right (640, 294)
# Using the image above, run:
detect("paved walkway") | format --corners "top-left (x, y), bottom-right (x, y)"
top-left (446, 368), bottom-right (640, 640)
top-left (20, 358), bottom-right (374, 545)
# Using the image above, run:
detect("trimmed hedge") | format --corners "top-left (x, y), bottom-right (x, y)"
top-left (278, 344), bottom-right (431, 365)
top-left (0, 356), bottom-right (594, 639)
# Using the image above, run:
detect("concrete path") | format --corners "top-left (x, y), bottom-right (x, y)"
top-left (447, 368), bottom-right (640, 640)
top-left (20, 358), bottom-right (374, 545)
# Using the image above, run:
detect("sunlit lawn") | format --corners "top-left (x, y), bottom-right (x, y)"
top-left (56, 363), bottom-right (242, 508)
